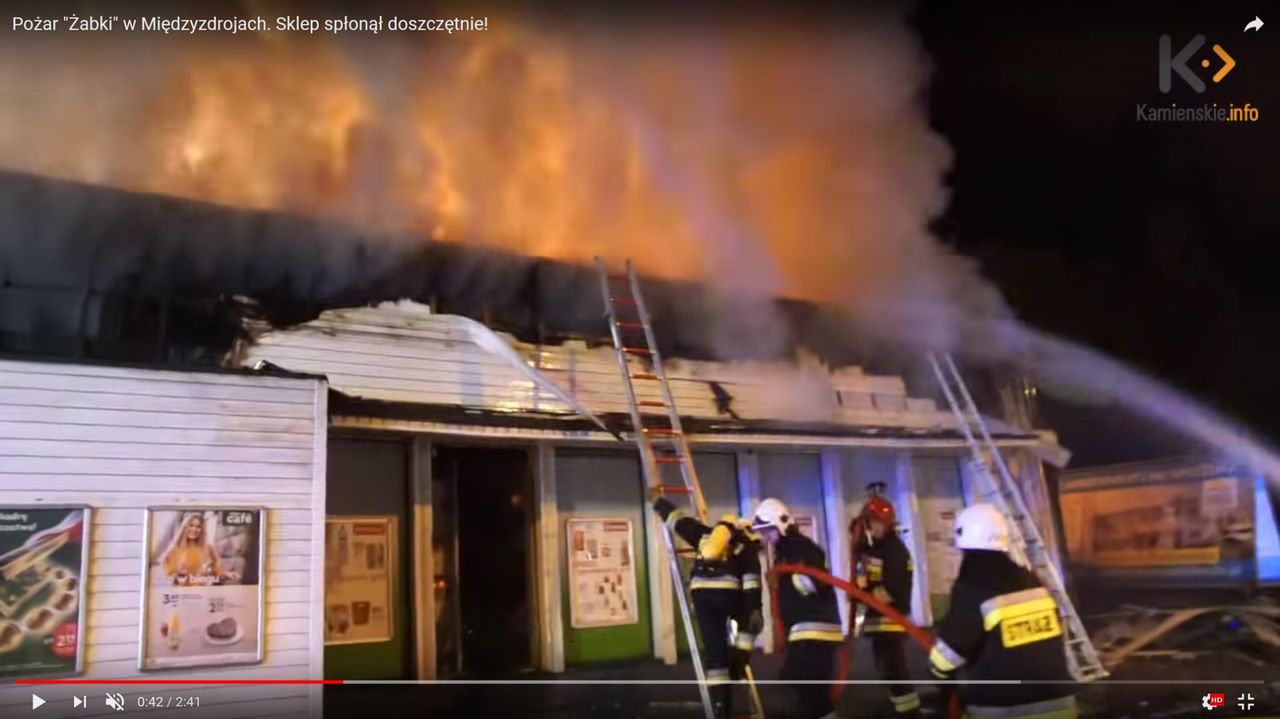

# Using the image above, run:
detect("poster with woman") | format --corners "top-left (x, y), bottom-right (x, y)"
top-left (0, 507), bottom-right (90, 678)
top-left (141, 508), bottom-right (265, 670)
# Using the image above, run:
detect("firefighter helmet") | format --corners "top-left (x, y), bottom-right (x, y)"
top-left (954, 503), bottom-right (1011, 552)
top-left (752, 497), bottom-right (795, 535)
top-left (861, 495), bottom-right (897, 526)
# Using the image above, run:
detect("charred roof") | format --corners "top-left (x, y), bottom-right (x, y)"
top-left (0, 170), bottom-right (899, 369)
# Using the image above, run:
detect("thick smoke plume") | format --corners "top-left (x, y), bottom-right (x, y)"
top-left (0, 4), bottom-right (1003, 360)
top-left (6, 5), bottom-right (1280, 480)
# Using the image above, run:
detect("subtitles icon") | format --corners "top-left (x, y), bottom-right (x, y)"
top-left (1203, 692), bottom-right (1225, 710)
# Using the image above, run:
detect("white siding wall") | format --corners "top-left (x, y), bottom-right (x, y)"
top-left (0, 359), bottom-right (326, 719)
top-left (239, 302), bottom-right (964, 432)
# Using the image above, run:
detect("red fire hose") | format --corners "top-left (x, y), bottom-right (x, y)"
top-left (768, 563), bottom-right (963, 719)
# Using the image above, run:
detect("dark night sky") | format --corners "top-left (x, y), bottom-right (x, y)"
top-left (914, 1), bottom-right (1280, 464)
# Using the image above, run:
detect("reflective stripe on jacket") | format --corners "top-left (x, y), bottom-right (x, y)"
top-left (788, 621), bottom-right (844, 643)
top-left (927, 550), bottom-right (1076, 709)
top-left (774, 529), bottom-right (842, 641)
top-left (857, 531), bottom-right (913, 632)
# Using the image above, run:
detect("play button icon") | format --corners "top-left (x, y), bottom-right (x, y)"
top-left (31, 694), bottom-right (45, 710)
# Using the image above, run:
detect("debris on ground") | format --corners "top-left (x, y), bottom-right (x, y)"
top-left (1089, 601), bottom-right (1280, 670)
top-left (1125, 650), bottom-right (1205, 660)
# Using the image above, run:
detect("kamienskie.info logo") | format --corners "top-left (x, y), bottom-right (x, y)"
top-left (1139, 34), bottom-right (1260, 122)
top-left (1137, 102), bottom-right (1259, 123)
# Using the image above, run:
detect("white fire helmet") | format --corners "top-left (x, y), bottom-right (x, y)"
top-left (752, 497), bottom-right (795, 535)
top-left (954, 503), bottom-right (1011, 552)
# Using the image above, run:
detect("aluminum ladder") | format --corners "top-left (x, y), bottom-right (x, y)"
top-left (926, 353), bottom-right (1109, 683)
top-left (595, 257), bottom-right (764, 719)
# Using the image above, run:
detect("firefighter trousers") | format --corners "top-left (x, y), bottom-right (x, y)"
top-left (870, 633), bottom-right (920, 716)
top-left (692, 589), bottom-right (738, 719)
top-left (780, 639), bottom-right (838, 719)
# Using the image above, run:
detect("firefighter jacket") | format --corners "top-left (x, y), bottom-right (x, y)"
top-left (733, 528), bottom-right (764, 651)
top-left (928, 550), bottom-right (1076, 713)
top-left (856, 530), bottom-right (913, 633)
top-left (653, 499), bottom-right (763, 644)
top-left (773, 527), bottom-right (842, 643)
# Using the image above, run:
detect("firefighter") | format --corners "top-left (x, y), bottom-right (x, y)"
top-left (732, 518), bottom-right (766, 684)
top-left (928, 503), bottom-right (1078, 719)
top-left (753, 498), bottom-right (842, 719)
top-left (851, 494), bottom-right (920, 717)
top-left (652, 495), bottom-right (762, 719)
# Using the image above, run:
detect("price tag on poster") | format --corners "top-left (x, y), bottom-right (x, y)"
top-left (794, 515), bottom-right (818, 542)
top-left (566, 518), bottom-right (639, 629)
top-left (0, 507), bottom-right (90, 678)
top-left (324, 517), bottom-right (396, 645)
top-left (141, 508), bottom-right (265, 670)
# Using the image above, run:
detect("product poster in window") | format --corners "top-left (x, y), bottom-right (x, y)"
top-left (0, 507), bottom-right (90, 678)
top-left (566, 518), bottom-right (639, 629)
top-left (324, 517), bottom-right (395, 645)
top-left (141, 508), bottom-right (265, 670)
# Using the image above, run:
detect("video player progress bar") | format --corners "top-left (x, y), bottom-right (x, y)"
top-left (343, 675), bottom-right (1269, 680)
top-left (15, 679), bottom-right (1270, 686)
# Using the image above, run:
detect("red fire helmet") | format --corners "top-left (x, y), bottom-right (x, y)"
top-left (862, 495), bottom-right (897, 526)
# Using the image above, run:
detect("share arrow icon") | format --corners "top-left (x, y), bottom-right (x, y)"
top-left (1245, 16), bottom-right (1264, 32)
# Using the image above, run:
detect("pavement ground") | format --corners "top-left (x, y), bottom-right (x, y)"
top-left (323, 637), bottom-right (1280, 718)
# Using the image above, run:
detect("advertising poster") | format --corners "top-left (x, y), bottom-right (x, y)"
top-left (0, 507), bottom-right (89, 678)
top-left (141, 508), bottom-right (264, 670)
top-left (1060, 473), bottom-right (1255, 572)
top-left (567, 518), bottom-right (639, 629)
top-left (325, 517), bottom-right (395, 645)
top-left (918, 496), bottom-right (966, 613)
top-left (794, 515), bottom-right (818, 542)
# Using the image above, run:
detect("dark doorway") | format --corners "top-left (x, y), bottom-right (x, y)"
top-left (434, 446), bottom-right (533, 677)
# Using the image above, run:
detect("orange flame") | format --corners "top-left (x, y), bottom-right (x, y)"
top-left (0, 14), bottom-right (951, 308)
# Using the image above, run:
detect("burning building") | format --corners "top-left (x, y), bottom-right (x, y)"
top-left (0, 169), bottom-right (1070, 700)
top-left (0, 9), bottom-right (1152, 713)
